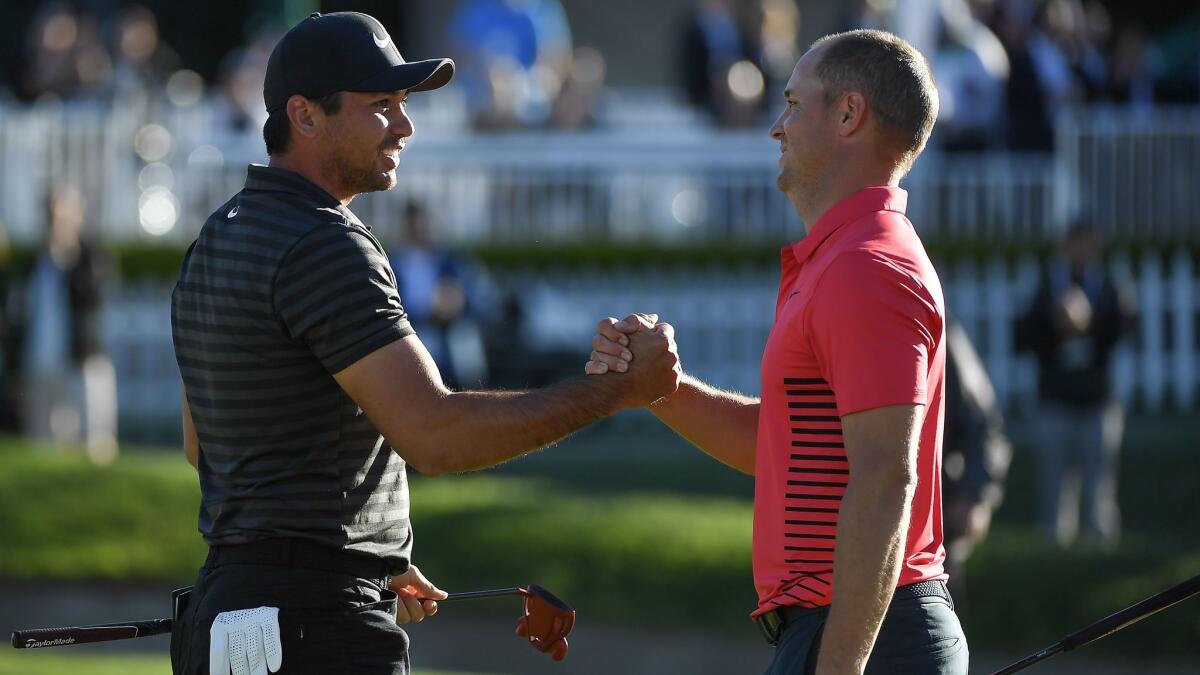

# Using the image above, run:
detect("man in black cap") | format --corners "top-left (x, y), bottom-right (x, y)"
top-left (170, 12), bottom-right (681, 675)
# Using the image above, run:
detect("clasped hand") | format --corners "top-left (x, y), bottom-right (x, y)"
top-left (585, 313), bottom-right (681, 406)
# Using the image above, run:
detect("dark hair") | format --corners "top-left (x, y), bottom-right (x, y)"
top-left (262, 91), bottom-right (344, 156)
top-left (811, 30), bottom-right (939, 173)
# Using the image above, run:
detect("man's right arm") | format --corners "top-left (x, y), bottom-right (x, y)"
top-left (334, 326), bottom-right (679, 476)
top-left (279, 228), bottom-right (678, 475)
top-left (590, 316), bottom-right (759, 475)
top-left (182, 387), bottom-right (199, 469)
top-left (649, 374), bottom-right (759, 474)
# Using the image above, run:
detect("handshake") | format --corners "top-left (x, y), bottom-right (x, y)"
top-left (583, 313), bottom-right (682, 409)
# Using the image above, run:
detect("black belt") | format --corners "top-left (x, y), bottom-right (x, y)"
top-left (206, 539), bottom-right (400, 584)
top-left (755, 580), bottom-right (952, 646)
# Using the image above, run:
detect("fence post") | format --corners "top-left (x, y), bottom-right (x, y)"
top-left (1139, 251), bottom-right (1165, 412)
top-left (985, 256), bottom-right (1011, 403)
top-left (1170, 250), bottom-right (1196, 410)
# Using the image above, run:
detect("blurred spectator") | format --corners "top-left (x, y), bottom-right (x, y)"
top-left (203, 27), bottom-right (275, 147)
top-left (995, 0), bottom-right (1055, 150)
top-left (21, 185), bottom-right (117, 463)
top-left (932, 0), bottom-right (1010, 151)
top-left (942, 317), bottom-right (1011, 609)
top-left (446, 0), bottom-right (573, 130)
top-left (1153, 9), bottom-right (1200, 102)
top-left (1108, 25), bottom-right (1162, 112)
top-left (744, 0), bottom-right (802, 113)
top-left (388, 201), bottom-right (488, 389)
top-left (548, 45), bottom-right (606, 129)
top-left (1039, 0), bottom-right (1108, 103)
top-left (0, 222), bottom-right (15, 433)
top-left (839, 0), bottom-right (892, 33)
top-left (1015, 220), bottom-right (1136, 549)
top-left (105, 4), bottom-right (179, 115)
top-left (484, 287), bottom-right (591, 391)
top-left (679, 0), bottom-right (769, 127)
top-left (20, 2), bottom-right (111, 101)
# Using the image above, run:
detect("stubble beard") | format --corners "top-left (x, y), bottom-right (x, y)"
top-left (322, 130), bottom-right (396, 197)
top-left (332, 150), bottom-right (395, 196)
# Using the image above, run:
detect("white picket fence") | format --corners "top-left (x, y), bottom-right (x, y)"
top-left (106, 249), bottom-right (1198, 439)
top-left (3, 101), bottom-right (1200, 246)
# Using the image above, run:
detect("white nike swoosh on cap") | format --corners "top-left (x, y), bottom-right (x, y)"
top-left (373, 33), bottom-right (390, 49)
top-left (227, 206), bottom-right (238, 219)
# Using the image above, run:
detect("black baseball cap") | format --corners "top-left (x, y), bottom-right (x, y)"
top-left (264, 12), bottom-right (454, 113)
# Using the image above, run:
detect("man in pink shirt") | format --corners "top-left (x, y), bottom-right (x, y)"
top-left (589, 30), bottom-right (967, 674)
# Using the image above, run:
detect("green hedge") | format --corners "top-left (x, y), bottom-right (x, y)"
top-left (3, 241), bottom-right (1196, 284)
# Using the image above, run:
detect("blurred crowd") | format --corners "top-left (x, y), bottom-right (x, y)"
top-left (685, 0), bottom-right (1199, 146)
top-left (7, 1), bottom-right (1197, 142)
top-left (5, 0), bottom-right (606, 135)
top-left (15, 3), bottom-right (180, 113)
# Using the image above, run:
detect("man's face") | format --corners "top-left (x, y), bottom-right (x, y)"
top-left (320, 90), bottom-right (413, 198)
top-left (768, 48), bottom-right (836, 200)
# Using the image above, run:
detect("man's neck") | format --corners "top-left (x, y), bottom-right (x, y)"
top-left (268, 154), bottom-right (352, 205)
top-left (795, 167), bottom-right (900, 234)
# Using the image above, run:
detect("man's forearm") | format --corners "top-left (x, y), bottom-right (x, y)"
top-left (411, 375), bottom-right (628, 475)
top-left (650, 374), bottom-right (759, 474)
top-left (817, 475), bottom-right (914, 674)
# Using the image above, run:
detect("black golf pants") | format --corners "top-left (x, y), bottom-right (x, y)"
top-left (170, 561), bottom-right (409, 674)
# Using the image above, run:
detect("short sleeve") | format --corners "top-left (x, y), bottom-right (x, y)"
top-left (806, 251), bottom-right (941, 417)
top-left (274, 225), bottom-right (414, 373)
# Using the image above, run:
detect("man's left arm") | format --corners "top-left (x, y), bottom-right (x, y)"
top-left (816, 403), bottom-right (923, 675)
top-left (803, 251), bottom-right (941, 675)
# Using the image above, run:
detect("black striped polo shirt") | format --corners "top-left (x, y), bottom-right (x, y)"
top-left (171, 164), bottom-right (415, 572)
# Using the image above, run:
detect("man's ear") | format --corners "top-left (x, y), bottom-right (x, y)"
top-left (286, 96), bottom-right (319, 140)
top-left (836, 92), bottom-right (868, 137)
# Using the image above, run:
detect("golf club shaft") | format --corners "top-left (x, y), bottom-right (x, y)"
top-left (12, 619), bottom-right (172, 649)
top-left (991, 572), bottom-right (1200, 674)
top-left (12, 587), bottom-right (531, 649)
top-left (438, 587), bottom-right (528, 601)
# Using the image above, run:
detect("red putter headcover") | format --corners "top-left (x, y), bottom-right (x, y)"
top-left (514, 584), bottom-right (575, 661)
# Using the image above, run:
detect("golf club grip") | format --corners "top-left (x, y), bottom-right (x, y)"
top-left (11, 619), bottom-right (172, 649)
top-left (1060, 573), bottom-right (1200, 651)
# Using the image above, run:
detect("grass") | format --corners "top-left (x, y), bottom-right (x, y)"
top-left (0, 437), bottom-right (759, 628)
top-left (409, 474), bottom-right (756, 628)
top-left (961, 528), bottom-right (1200, 655)
top-left (1, 429), bottom-right (1198, 655)
top-left (0, 440), bottom-right (207, 580)
top-left (0, 651), bottom-right (484, 675)
top-left (0, 651), bottom-right (169, 675)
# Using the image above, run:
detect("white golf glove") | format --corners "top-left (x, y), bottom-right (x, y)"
top-left (209, 606), bottom-right (283, 675)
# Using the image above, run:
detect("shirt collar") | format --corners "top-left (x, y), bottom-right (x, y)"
top-left (785, 186), bottom-right (909, 266)
top-left (243, 164), bottom-right (368, 228)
